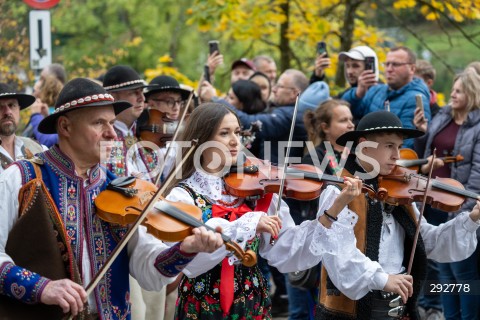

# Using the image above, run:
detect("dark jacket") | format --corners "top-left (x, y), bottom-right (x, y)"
top-left (415, 105), bottom-right (480, 212)
top-left (233, 104), bottom-right (307, 164)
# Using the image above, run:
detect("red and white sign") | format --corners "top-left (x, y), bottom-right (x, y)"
top-left (23, 0), bottom-right (60, 9)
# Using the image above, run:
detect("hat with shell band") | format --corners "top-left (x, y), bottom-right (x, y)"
top-left (336, 111), bottom-right (424, 146)
top-left (38, 78), bottom-right (131, 134)
top-left (144, 75), bottom-right (191, 100)
top-left (0, 83), bottom-right (36, 110)
top-left (103, 65), bottom-right (149, 92)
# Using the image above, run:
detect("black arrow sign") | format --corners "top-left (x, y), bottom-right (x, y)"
top-left (36, 19), bottom-right (47, 59)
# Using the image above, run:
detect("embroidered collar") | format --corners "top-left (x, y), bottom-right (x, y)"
top-left (183, 170), bottom-right (239, 203)
top-left (114, 120), bottom-right (136, 138)
top-left (43, 145), bottom-right (102, 182)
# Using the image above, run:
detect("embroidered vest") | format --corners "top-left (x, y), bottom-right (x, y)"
top-left (316, 168), bottom-right (427, 320)
top-left (15, 146), bottom-right (132, 320)
top-left (175, 184), bottom-right (269, 304)
top-left (106, 127), bottom-right (158, 182)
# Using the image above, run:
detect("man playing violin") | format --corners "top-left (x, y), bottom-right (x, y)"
top-left (136, 75), bottom-right (192, 183)
top-left (103, 65), bottom-right (159, 181)
top-left (315, 111), bottom-right (480, 320)
top-left (0, 78), bottom-right (224, 320)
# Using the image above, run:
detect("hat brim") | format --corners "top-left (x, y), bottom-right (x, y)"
top-left (145, 86), bottom-right (191, 100)
top-left (38, 100), bottom-right (131, 134)
top-left (338, 51), bottom-right (365, 62)
top-left (106, 82), bottom-right (150, 93)
top-left (231, 61), bottom-right (255, 71)
top-left (0, 93), bottom-right (36, 110)
top-left (336, 128), bottom-right (425, 147)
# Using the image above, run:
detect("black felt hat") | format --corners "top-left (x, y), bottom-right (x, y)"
top-left (144, 75), bottom-right (191, 100)
top-left (0, 83), bottom-right (36, 110)
top-left (38, 78), bottom-right (131, 134)
top-left (336, 111), bottom-right (424, 146)
top-left (103, 65), bottom-right (149, 92)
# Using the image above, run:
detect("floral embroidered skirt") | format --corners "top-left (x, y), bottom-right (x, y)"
top-left (174, 263), bottom-right (271, 319)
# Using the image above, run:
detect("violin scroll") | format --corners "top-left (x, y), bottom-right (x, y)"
top-left (224, 241), bottom-right (257, 267)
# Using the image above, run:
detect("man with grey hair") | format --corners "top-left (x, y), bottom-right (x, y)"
top-left (253, 55), bottom-right (277, 85)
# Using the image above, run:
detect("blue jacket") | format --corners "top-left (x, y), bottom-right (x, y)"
top-left (232, 104), bottom-right (307, 164)
top-left (415, 105), bottom-right (480, 212)
top-left (342, 78), bottom-right (431, 148)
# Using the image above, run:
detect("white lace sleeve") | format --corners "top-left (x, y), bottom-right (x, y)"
top-left (259, 190), bottom-right (358, 273)
top-left (312, 185), bottom-right (358, 256)
top-left (206, 211), bottom-right (263, 266)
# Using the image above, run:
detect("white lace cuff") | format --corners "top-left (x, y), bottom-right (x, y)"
top-left (205, 211), bottom-right (263, 265)
top-left (310, 186), bottom-right (358, 256)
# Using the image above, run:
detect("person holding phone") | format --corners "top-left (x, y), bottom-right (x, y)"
top-left (205, 40), bottom-right (224, 85)
top-left (337, 46), bottom-right (378, 98)
top-left (309, 41), bottom-right (332, 85)
top-left (341, 46), bottom-right (431, 149)
top-left (414, 68), bottom-right (480, 320)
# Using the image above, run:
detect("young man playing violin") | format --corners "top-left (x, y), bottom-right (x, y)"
top-left (315, 110), bottom-right (480, 320)
top-left (0, 78), bottom-right (224, 320)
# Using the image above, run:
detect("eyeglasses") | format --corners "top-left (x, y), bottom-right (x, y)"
top-left (150, 98), bottom-right (186, 108)
top-left (274, 84), bottom-right (296, 91)
top-left (383, 62), bottom-right (412, 68)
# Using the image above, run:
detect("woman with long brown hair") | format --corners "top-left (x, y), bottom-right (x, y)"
top-left (162, 102), bottom-right (362, 319)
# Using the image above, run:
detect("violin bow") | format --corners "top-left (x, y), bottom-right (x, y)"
top-left (388, 149), bottom-right (437, 318)
top-left (66, 140), bottom-right (198, 320)
top-left (270, 94), bottom-right (300, 245)
top-left (154, 90), bottom-right (194, 187)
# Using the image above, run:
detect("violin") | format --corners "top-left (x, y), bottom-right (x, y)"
top-left (139, 109), bottom-right (187, 148)
top-left (95, 176), bottom-right (257, 267)
top-left (224, 157), bottom-right (376, 201)
top-left (397, 148), bottom-right (464, 171)
top-left (377, 165), bottom-right (479, 212)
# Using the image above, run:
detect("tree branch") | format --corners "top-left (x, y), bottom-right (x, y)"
top-left (375, 2), bottom-right (456, 73)
top-left (416, 0), bottom-right (480, 48)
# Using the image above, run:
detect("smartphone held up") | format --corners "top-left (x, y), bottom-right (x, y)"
top-left (316, 41), bottom-right (328, 57)
top-left (208, 40), bottom-right (220, 55)
top-left (364, 56), bottom-right (375, 74)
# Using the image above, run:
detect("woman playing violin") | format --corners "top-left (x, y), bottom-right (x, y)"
top-left (315, 111), bottom-right (480, 320)
top-left (414, 68), bottom-right (480, 320)
top-left (162, 103), bottom-right (363, 319)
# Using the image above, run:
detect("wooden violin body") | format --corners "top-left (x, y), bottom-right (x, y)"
top-left (94, 176), bottom-right (257, 266)
top-left (378, 166), bottom-right (469, 212)
top-left (139, 109), bottom-right (186, 147)
top-left (95, 177), bottom-right (203, 242)
top-left (224, 157), bottom-right (376, 201)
